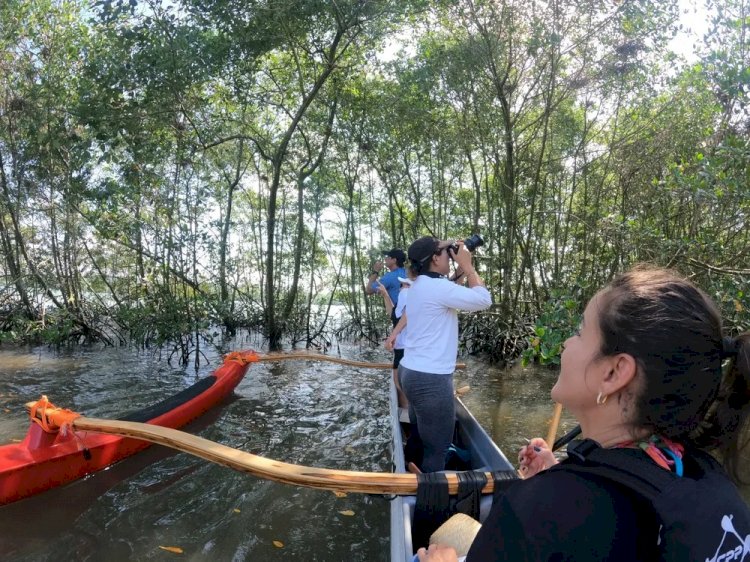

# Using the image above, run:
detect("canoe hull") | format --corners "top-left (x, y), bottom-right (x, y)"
top-left (389, 379), bottom-right (516, 562)
top-left (0, 355), bottom-right (252, 505)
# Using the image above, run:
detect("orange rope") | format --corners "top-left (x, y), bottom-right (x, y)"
top-left (28, 395), bottom-right (81, 433)
top-left (224, 350), bottom-right (260, 365)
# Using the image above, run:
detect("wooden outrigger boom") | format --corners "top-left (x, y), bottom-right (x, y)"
top-left (25, 404), bottom-right (498, 496)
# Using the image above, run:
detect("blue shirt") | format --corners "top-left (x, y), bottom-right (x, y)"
top-left (371, 267), bottom-right (405, 306)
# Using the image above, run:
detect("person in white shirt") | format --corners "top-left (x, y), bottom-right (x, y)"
top-left (380, 276), bottom-right (413, 408)
top-left (398, 236), bottom-right (492, 472)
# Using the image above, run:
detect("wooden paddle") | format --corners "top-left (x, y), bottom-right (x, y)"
top-left (546, 402), bottom-right (563, 446)
top-left (25, 403), bottom-right (500, 496)
top-left (455, 385), bottom-right (471, 397)
top-left (255, 351), bottom-right (467, 370)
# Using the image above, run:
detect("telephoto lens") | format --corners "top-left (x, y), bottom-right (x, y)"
top-left (464, 234), bottom-right (484, 252)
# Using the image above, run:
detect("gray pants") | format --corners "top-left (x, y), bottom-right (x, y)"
top-left (398, 365), bottom-right (455, 473)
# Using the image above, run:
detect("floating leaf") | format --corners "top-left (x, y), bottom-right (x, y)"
top-left (273, 540), bottom-right (284, 548)
top-left (158, 546), bottom-right (184, 554)
top-left (333, 491), bottom-right (347, 498)
top-left (233, 508), bottom-right (241, 513)
top-left (339, 510), bottom-right (355, 516)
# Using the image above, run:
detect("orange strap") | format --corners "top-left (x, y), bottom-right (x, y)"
top-left (224, 350), bottom-right (260, 365)
top-left (28, 395), bottom-right (82, 433)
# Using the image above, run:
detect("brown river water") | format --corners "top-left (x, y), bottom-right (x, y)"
top-left (0, 338), bottom-right (577, 561)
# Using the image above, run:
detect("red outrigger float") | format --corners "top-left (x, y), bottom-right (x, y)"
top-left (0, 350), bottom-right (258, 506)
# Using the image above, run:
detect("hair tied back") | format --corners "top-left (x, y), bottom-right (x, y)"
top-left (721, 336), bottom-right (740, 359)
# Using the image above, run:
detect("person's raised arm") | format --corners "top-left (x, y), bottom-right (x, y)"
top-left (385, 311), bottom-right (407, 351)
top-left (365, 260), bottom-right (384, 295)
top-left (450, 243), bottom-right (485, 289)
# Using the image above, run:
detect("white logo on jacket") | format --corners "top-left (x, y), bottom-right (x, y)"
top-left (706, 515), bottom-right (750, 562)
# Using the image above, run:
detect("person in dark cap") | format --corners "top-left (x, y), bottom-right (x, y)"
top-left (366, 248), bottom-right (406, 319)
top-left (399, 236), bottom-right (491, 473)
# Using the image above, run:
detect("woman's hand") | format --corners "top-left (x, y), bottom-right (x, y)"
top-left (384, 335), bottom-right (395, 351)
top-left (518, 438), bottom-right (557, 478)
top-left (416, 543), bottom-right (460, 562)
top-left (450, 242), bottom-right (474, 273)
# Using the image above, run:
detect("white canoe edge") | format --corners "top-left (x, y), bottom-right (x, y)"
top-left (388, 377), bottom-right (517, 562)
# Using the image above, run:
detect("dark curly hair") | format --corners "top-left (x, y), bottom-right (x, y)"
top-left (597, 266), bottom-right (750, 483)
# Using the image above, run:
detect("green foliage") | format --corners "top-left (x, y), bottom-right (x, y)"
top-left (0, 0), bottom-right (749, 359)
top-left (0, 308), bottom-right (78, 346)
top-left (459, 311), bottom-right (530, 364)
top-left (521, 289), bottom-right (583, 367)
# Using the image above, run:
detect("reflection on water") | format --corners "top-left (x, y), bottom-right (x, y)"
top-left (0, 344), bottom-right (561, 562)
top-left (0, 343), bottom-right (396, 561)
top-left (3, 341), bottom-right (741, 560)
top-left (453, 356), bottom-right (576, 460)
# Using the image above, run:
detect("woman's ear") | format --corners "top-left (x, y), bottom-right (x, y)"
top-left (601, 353), bottom-right (638, 395)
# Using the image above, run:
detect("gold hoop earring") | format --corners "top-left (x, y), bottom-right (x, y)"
top-left (596, 392), bottom-right (608, 405)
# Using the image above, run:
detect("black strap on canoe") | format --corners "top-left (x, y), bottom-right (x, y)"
top-left (455, 470), bottom-right (487, 520)
top-left (412, 469), bottom-right (520, 550)
top-left (413, 472), bottom-right (450, 550)
top-left (490, 469), bottom-right (521, 503)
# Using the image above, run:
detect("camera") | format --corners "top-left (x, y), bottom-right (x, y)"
top-left (450, 234), bottom-right (485, 254)
top-left (464, 234), bottom-right (484, 252)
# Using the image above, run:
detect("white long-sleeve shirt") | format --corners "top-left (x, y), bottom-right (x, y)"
top-left (400, 275), bottom-right (492, 374)
top-left (394, 287), bottom-right (409, 350)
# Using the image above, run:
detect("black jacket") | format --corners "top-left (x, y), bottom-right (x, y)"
top-left (467, 442), bottom-right (750, 561)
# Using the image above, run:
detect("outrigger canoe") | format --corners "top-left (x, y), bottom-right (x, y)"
top-left (0, 350), bottom-right (258, 505)
top-left (3, 349), bottom-right (520, 551)
top-left (389, 379), bottom-right (518, 562)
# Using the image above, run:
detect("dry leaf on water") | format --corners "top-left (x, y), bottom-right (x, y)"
top-left (333, 491), bottom-right (347, 498)
top-left (273, 540), bottom-right (284, 548)
top-left (339, 510), bottom-right (355, 516)
top-left (158, 546), bottom-right (184, 554)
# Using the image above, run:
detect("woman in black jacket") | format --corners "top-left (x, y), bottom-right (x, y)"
top-left (419, 266), bottom-right (750, 562)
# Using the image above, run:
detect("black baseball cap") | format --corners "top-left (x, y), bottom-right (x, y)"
top-left (407, 236), bottom-right (440, 264)
top-left (382, 248), bottom-right (406, 266)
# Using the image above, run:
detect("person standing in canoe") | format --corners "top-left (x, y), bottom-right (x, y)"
top-left (418, 266), bottom-right (750, 561)
top-left (366, 248), bottom-right (407, 325)
top-left (399, 236), bottom-right (491, 473)
top-left (379, 275), bottom-right (414, 409)
top-left (367, 247), bottom-right (407, 406)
